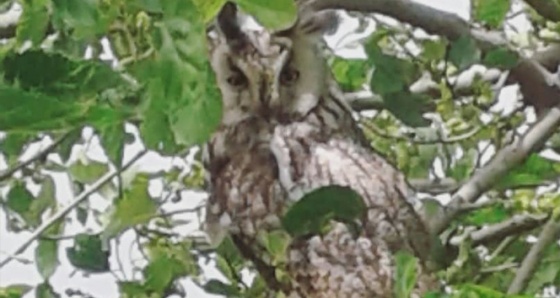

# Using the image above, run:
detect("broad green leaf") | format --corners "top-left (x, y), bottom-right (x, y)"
top-left (51, 0), bottom-right (116, 40)
top-left (102, 175), bottom-right (157, 240)
top-left (236, 0), bottom-right (297, 30)
top-left (483, 47), bottom-right (519, 69)
top-left (119, 282), bottom-right (150, 298)
top-left (35, 239), bottom-right (59, 280)
top-left (464, 205), bottom-right (509, 225)
top-left (259, 230), bottom-right (291, 264)
top-left (56, 128), bottom-right (82, 163)
top-left (202, 280), bottom-right (240, 296)
top-left (130, 0), bottom-right (163, 13)
top-left (2, 50), bottom-right (125, 96)
top-left (97, 121), bottom-right (126, 167)
top-left (0, 86), bottom-right (85, 132)
top-left (6, 183), bottom-right (34, 218)
top-left (26, 175), bottom-right (57, 227)
top-left (393, 251), bottom-right (418, 298)
top-left (367, 45), bottom-right (419, 95)
top-left (473, 0), bottom-right (511, 28)
top-left (0, 133), bottom-right (34, 163)
top-left (66, 233), bottom-right (110, 272)
top-left (330, 57), bottom-right (368, 92)
top-left (0, 284), bottom-right (32, 298)
top-left (143, 240), bottom-right (199, 295)
top-left (35, 281), bottom-right (61, 298)
top-left (457, 284), bottom-right (530, 297)
top-left (193, 0), bottom-right (226, 23)
top-left (16, 0), bottom-right (50, 46)
top-left (69, 159), bottom-right (109, 184)
top-left (382, 92), bottom-right (431, 127)
top-left (496, 154), bottom-right (560, 190)
top-left (282, 185), bottom-right (366, 238)
top-left (421, 39), bottom-right (447, 62)
top-left (448, 36), bottom-right (481, 70)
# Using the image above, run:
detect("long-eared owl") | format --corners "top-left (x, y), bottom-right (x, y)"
top-left (203, 2), bottom-right (438, 297)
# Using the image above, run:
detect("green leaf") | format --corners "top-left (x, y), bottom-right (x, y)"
top-left (35, 282), bottom-right (61, 298)
top-left (235, 0), bottom-right (297, 30)
top-left (282, 185), bottom-right (366, 238)
top-left (143, 240), bottom-right (199, 295)
top-left (473, 0), bottom-right (511, 28)
top-left (102, 175), bottom-right (157, 240)
top-left (421, 39), bottom-right (447, 62)
top-left (26, 175), bottom-right (57, 228)
top-left (135, 0), bottom-right (222, 154)
top-left (2, 50), bottom-right (125, 96)
top-left (393, 251), bottom-right (418, 298)
top-left (330, 57), bottom-right (368, 92)
top-left (496, 154), bottom-right (560, 190)
top-left (118, 281), bottom-right (150, 298)
top-left (97, 121), bottom-right (126, 167)
top-left (16, 0), bottom-right (50, 46)
top-left (193, 0), bottom-right (226, 23)
top-left (0, 284), bottom-right (32, 298)
top-left (35, 239), bottom-right (59, 280)
top-left (56, 128), bottom-right (82, 163)
top-left (6, 183), bottom-right (35, 218)
top-left (69, 159), bottom-right (109, 184)
top-left (483, 47), bottom-right (519, 69)
top-left (51, 0), bottom-right (115, 40)
top-left (382, 92), bottom-right (431, 127)
top-left (464, 205), bottom-right (509, 226)
top-left (367, 45), bottom-right (419, 95)
top-left (66, 233), bottom-right (110, 272)
top-left (259, 230), bottom-right (291, 264)
top-left (448, 36), bottom-right (481, 70)
top-left (202, 279), bottom-right (240, 296)
top-left (0, 86), bottom-right (85, 133)
top-left (0, 133), bottom-right (34, 163)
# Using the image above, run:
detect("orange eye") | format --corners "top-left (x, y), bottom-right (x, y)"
top-left (280, 68), bottom-right (299, 85)
top-left (227, 70), bottom-right (248, 87)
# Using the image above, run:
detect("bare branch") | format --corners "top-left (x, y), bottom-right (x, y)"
top-left (408, 178), bottom-right (458, 195)
top-left (507, 217), bottom-right (560, 294)
top-left (449, 214), bottom-right (549, 247)
top-left (0, 149), bottom-right (148, 269)
top-left (0, 133), bottom-right (70, 182)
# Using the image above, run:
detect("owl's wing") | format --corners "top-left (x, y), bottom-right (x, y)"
top-left (270, 122), bottom-right (438, 296)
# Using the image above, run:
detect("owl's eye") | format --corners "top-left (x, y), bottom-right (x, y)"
top-left (227, 69), bottom-right (248, 87)
top-left (280, 68), bottom-right (300, 85)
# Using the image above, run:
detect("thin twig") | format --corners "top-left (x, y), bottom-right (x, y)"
top-left (449, 214), bottom-right (549, 247)
top-left (0, 149), bottom-right (147, 269)
top-left (0, 133), bottom-right (70, 182)
top-left (507, 217), bottom-right (560, 294)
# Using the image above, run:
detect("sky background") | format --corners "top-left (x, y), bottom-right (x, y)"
top-left (0, 1), bottom-right (544, 297)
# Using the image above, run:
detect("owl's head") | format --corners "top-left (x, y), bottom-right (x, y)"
top-left (207, 2), bottom-right (338, 126)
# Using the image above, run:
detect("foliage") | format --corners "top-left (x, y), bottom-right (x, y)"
top-left (0, 0), bottom-right (559, 297)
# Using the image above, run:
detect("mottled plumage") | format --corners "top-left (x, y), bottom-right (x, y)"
top-left (203, 2), bottom-right (438, 296)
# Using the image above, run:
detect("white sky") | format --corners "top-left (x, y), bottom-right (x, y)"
top-left (0, 1), bottom-right (550, 298)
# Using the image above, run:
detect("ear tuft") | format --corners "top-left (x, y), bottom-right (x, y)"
top-left (216, 2), bottom-right (247, 48)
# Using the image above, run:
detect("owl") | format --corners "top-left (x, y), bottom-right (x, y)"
top-left (203, 2), bottom-right (438, 297)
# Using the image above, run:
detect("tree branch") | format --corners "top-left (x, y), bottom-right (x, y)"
top-left (449, 214), bottom-right (549, 247)
top-left (507, 217), bottom-right (560, 294)
top-left (433, 105), bottom-right (560, 234)
top-left (310, 0), bottom-right (560, 113)
top-left (523, 0), bottom-right (560, 22)
top-left (0, 133), bottom-right (70, 182)
top-left (0, 149), bottom-right (147, 269)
